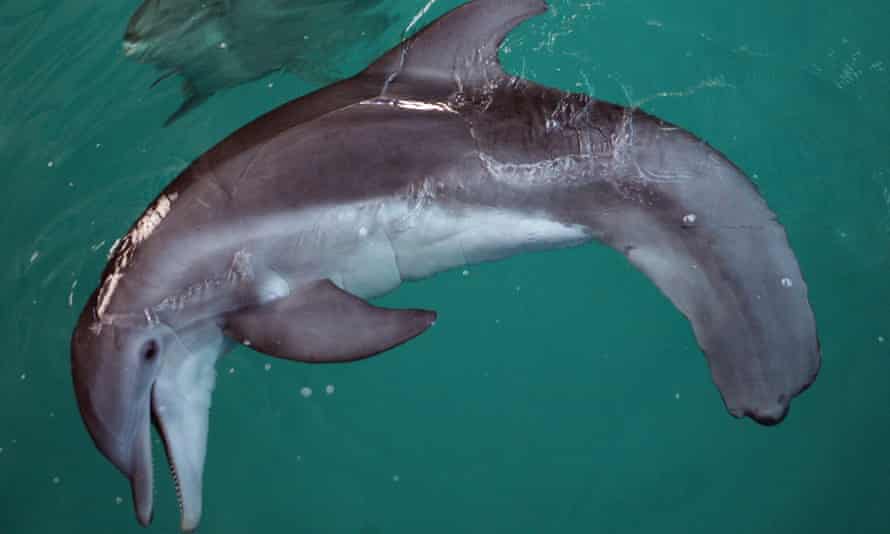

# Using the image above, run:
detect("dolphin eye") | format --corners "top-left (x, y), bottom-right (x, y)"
top-left (141, 340), bottom-right (159, 361)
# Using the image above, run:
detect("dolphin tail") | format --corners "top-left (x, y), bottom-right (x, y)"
top-left (580, 115), bottom-right (820, 425)
top-left (367, 0), bottom-right (821, 424)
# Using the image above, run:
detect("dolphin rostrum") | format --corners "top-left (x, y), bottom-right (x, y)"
top-left (73, 0), bottom-right (820, 530)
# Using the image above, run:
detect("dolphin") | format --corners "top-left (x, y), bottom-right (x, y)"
top-left (74, 0), bottom-right (820, 530)
top-left (122, 0), bottom-right (397, 125)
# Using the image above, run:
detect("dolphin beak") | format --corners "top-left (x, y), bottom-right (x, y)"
top-left (129, 412), bottom-right (155, 527)
top-left (151, 375), bottom-right (211, 532)
top-left (122, 40), bottom-right (148, 57)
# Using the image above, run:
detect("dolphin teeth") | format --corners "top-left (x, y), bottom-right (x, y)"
top-left (170, 461), bottom-right (183, 512)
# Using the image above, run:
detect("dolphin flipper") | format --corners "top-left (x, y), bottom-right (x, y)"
top-left (164, 81), bottom-right (208, 127)
top-left (224, 280), bottom-right (437, 363)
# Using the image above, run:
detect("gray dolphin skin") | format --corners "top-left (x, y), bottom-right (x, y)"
top-left (123, 0), bottom-right (397, 125)
top-left (74, 0), bottom-right (820, 530)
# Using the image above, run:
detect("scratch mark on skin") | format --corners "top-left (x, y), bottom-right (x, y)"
top-left (382, 0), bottom-right (439, 96)
top-left (233, 143), bottom-right (266, 191)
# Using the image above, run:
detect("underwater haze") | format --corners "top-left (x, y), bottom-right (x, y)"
top-left (2, 0), bottom-right (889, 533)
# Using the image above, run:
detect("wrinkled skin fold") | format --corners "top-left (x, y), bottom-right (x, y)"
top-left (73, 0), bottom-right (820, 531)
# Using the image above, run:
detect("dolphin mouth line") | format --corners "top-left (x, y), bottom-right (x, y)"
top-left (122, 40), bottom-right (149, 58)
top-left (150, 386), bottom-right (186, 522)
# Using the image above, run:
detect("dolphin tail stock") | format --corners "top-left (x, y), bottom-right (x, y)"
top-left (575, 119), bottom-right (820, 425)
top-left (223, 279), bottom-right (437, 363)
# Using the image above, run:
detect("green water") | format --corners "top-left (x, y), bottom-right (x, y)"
top-left (2, 1), bottom-right (889, 532)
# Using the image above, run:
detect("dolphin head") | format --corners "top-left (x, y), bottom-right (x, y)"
top-left (72, 294), bottom-right (220, 532)
top-left (122, 0), bottom-right (227, 62)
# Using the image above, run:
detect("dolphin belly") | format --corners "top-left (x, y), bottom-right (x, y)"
top-left (382, 201), bottom-right (591, 282)
top-left (291, 199), bottom-right (591, 298)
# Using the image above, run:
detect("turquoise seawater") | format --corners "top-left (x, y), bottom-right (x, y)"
top-left (2, 1), bottom-right (889, 532)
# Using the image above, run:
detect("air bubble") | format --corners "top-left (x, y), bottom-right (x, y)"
top-left (325, 384), bottom-right (335, 396)
top-left (20, 373), bottom-right (26, 381)
top-left (682, 213), bottom-right (697, 226)
top-left (878, 336), bottom-right (885, 344)
top-left (115, 496), bottom-right (123, 505)
top-left (218, 41), bottom-right (228, 49)
top-left (264, 363), bottom-right (272, 371)
top-left (392, 475), bottom-right (400, 483)
top-left (674, 393), bottom-right (680, 400)
top-left (780, 277), bottom-right (793, 288)
top-left (47, 161), bottom-right (54, 168)
top-left (52, 476), bottom-right (60, 485)
top-left (358, 226), bottom-right (368, 237)
top-left (300, 387), bottom-right (313, 398)
top-left (462, 270), bottom-right (470, 276)
top-left (228, 368), bottom-right (235, 374)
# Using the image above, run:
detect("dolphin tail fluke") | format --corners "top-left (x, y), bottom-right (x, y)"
top-left (224, 279), bottom-right (436, 363)
top-left (586, 120), bottom-right (820, 425)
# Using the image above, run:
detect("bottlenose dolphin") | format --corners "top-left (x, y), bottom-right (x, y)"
top-left (123, 0), bottom-right (397, 125)
top-left (74, 0), bottom-right (820, 530)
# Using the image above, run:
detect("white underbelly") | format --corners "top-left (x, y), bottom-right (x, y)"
top-left (228, 200), bottom-right (589, 302)
top-left (327, 201), bottom-right (590, 299)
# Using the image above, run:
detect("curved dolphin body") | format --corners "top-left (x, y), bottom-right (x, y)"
top-left (75, 0), bottom-right (820, 530)
top-left (123, 0), bottom-right (397, 125)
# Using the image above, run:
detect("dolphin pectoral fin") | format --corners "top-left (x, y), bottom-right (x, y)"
top-left (590, 158), bottom-right (820, 425)
top-left (363, 0), bottom-right (547, 90)
top-left (225, 280), bottom-right (437, 363)
top-left (150, 69), bottom-right (178, 89)
top-left (163, 81), bottom-right (208, 127)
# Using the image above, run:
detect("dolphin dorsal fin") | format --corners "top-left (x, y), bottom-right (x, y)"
top-left (363, 0), bottom-right (547, 92)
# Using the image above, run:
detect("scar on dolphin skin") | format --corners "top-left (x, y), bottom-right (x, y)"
top-left (74, 0), bottom-right (820, 531)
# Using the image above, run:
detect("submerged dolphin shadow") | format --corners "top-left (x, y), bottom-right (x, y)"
top-left (75, 0), bottom-right (820, 530)
top-left (123, 0), bottom-right (399, 125)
